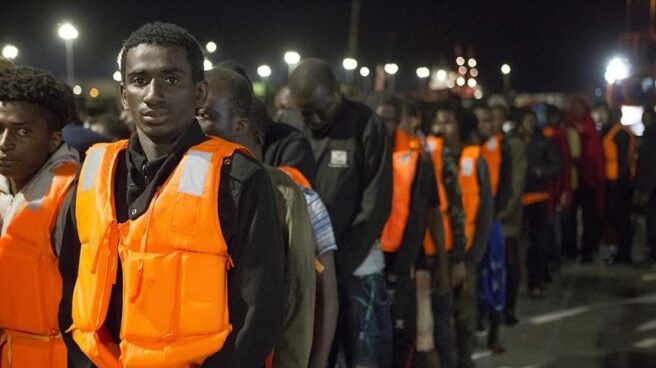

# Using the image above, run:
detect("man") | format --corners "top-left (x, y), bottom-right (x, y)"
top-left (634, 107), bottom-right (656, 263)
top-left (516, 108), bottom-right (560, 297)
top-left (568, 97), bottom-right (605, 262)
top-left (431, 106), bottom-right (494, 368)
top-left (600, 108), bottom-right (636, 263)
top-left (422, 103), bottom-right (468, 368)
top-left (61, 90), bottom-right (111, 160)
top-left (213, 61), bottom-right (316, 183)
top-left (472, 104), bottom-right (511, 353)
top-left (289, 58), bottom-right (392, 367)
top-left (57, 23), bottom-right (285, 367)
top-left (0, 66), bottom-right (79, 368)
top-left (198, 66), bottom-right (322, 368)
top-left (375, 98), bottom-right (445, 367)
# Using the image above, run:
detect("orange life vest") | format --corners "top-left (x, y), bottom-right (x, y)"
top-left (480, 133), bottom-right (503, 196)
top-left (422, 136), bottom-right (453, 256)
top-left (603, 124), bottom-right (637, 181)
top-left (278, 166), bottom-right (312, 189)
top-left (70, 138), bottom-right (241, 368)
top-left (381, 129), bottom-right (421, 253)
top-left (0, 161), bottom-right (77, 368)
top-left (457, 145), bottom-right (481, 251)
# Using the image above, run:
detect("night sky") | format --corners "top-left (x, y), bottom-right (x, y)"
top-left (0, 1), bottom-right (639, 94)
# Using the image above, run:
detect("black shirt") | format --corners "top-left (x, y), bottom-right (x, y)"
top-left (263, 121), bottom-right (316, 185)
top-left (57, 121), bottom-right (285, 368)
top-left (303, 97), bottom-right (392, 281)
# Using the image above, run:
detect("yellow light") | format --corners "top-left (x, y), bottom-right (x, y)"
top-left (89, 88), bottom-right (99, 98)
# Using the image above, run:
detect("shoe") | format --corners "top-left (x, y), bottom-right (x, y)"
top-left (505, 313), bottom-right (519, 326)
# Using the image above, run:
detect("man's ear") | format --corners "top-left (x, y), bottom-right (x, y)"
top-left (195, 80), bottom-right (209, 109)
top-left (49, 130), bottom-right (63, 154)
top-left (120, 83), bottom-right (129, 111)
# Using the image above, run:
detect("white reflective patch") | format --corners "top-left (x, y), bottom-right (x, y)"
top-left (80, 147), bottom-right (106, 191)
top-left (178, 150), bottom-right (212, 197)
top-left (461, 157), bottom-right (474, 177)
top-left (486, 136), bottom-right (498, 151)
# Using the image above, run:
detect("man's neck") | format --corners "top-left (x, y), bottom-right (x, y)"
top-left (137, 130), bottom-right (181, 162)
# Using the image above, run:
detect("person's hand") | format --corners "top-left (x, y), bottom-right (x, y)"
top-left (450, 261), bottom-right (466, 288)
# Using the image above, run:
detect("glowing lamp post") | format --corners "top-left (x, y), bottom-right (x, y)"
top-left (58, 23), bottom-right (79, 85)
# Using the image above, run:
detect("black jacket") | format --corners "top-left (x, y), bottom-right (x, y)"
top-left (57, 121), bottom-right (285, 368)
top-left (636, 128), bottom-right (656, 196)
top-left (304, 97), bottom-right (392, 281)
top-left (524, 132), bottom-right (561, 195)
top-left (263, 121), bottom-right (316, 185)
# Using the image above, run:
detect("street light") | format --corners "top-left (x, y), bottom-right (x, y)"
top-left (203, 59), bottom-right (213, 71)
top-left (2, 45), bottom-right (18, 60)
top-left (257, 64), bottom-right (272, 78)
top-left (206, 41), bottom-right (217, 54)
top-left (456, 76), bottom-right (466, 86)
top-left (284, 51), bottom-right (300, 75)
top-left (359, 66), bottom-right (370, 77)
top-left (384, 63), bottom-right (399, 93)
top-left (436, 69), bottom-right (447, 81)
top-left (58, 22), bottom-right (79, 85)
top-left (112, 70), bottom-right (121, 82)
top-left (456, 56), bottom-right (465, 66)
top-left (342, 58), bottom-right (358, 71)
top-left (72, 85), bottom-right (82, 95)
top-left (470, 68), bottom-right (479, 77)
top-left (416, 67), bottom-right (430, 79)
top-left (384, 63), bottom-right (398, 75)
top-left (468, 58), bottom-right (477, 68)
top-left (604, 57), bottom-right (629, 84)
top-left (501, 63), bottom-right (512, 105)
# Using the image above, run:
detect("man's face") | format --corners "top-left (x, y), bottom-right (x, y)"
top-left (197, 89), bottom-right (239, 140)
top-left (592, 106), bottom-right (609, 125)
top-left (0, 101), bottom-right (61, 185)
top-left (519, 113), bottom-right (537, 137)
top-left (375, 103), bottom-right (398, 137)
top-left (433, 110), bottom-right (458, 147)
top-left (473, 108), bottom-right (493, 141)
top-left (491, 108), bottom-right (506, 134)
top-left (274, 86), bottom-right (292, 111)
top-left (291, 85), bottom-right (340, 131)
top-left (121, 44), bottom-right (207, 144)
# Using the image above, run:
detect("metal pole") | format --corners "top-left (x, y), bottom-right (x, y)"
top-left (388, 75), bottom-right (396, 94)
top-left (65, 39), bottom-right (75, 85)
top-left (503, 74), bottom-right (511, 106)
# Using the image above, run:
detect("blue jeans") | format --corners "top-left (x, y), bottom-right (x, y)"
top-left (334, 273), bottom-right (393, 368)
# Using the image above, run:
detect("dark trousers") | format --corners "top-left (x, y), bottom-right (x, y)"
top-left (331, 273), bottom-right (393, 368)
top-left (561, 205), bottom-right (579, 259)
top-left (605, 180), bottom-right (634, 262)
top-left (431, 292), bottom-right (456, 368)
top-left (452, 271), bottom-right (477, 368)
top-left (577, 184), bottom-right (602, 259)
top-left (524, 201), bottom-right (550, 291)
top-left (647, 193), bottom-right (656, 262)
top-left (505, 237), bottom-right (521, 315)
top-left (387, 275), bottom-right (417, 368)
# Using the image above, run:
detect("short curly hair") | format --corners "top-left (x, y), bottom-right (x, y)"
top-left (0, 66), bottom-right (71, 131)
top-left (120, 22), bottom-right (204, 83)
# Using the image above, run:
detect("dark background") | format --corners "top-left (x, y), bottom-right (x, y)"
top-left (0, 0), bottom-right (645, 93)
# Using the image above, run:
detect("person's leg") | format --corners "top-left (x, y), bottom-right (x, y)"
top-left (389, 274), bottom-right (417, 368)
top-left (453, 271), bottom-right (477, 368)
top-left (561, 194), bottom-right (580, 259)
top-left (431, 291), bottom-right (456, 368)
top-left (615, 182), bottom-right (634, 263)
top-left (647, 193), bottom-right (656, 263)
top-left (581, 185), bottom-right (601, 262)
top-left (344, 273), bottom-right (393, 368)
top-left (525, 203), bottom-right (541, 294)
top-left (416, 269), bottom-right (440, 368)
top-left (504, 237), bottom-right (520, 324)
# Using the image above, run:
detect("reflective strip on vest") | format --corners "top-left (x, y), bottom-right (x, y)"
top-left (481, 134), bottom-right (502, 196)
top-left (80, 147), bottom-right (106, 191)
top-left (178, 150), bottom-right (212, 197)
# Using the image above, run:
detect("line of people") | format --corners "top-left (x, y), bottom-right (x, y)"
top-left (1, 21), bottom-right (655, 368)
